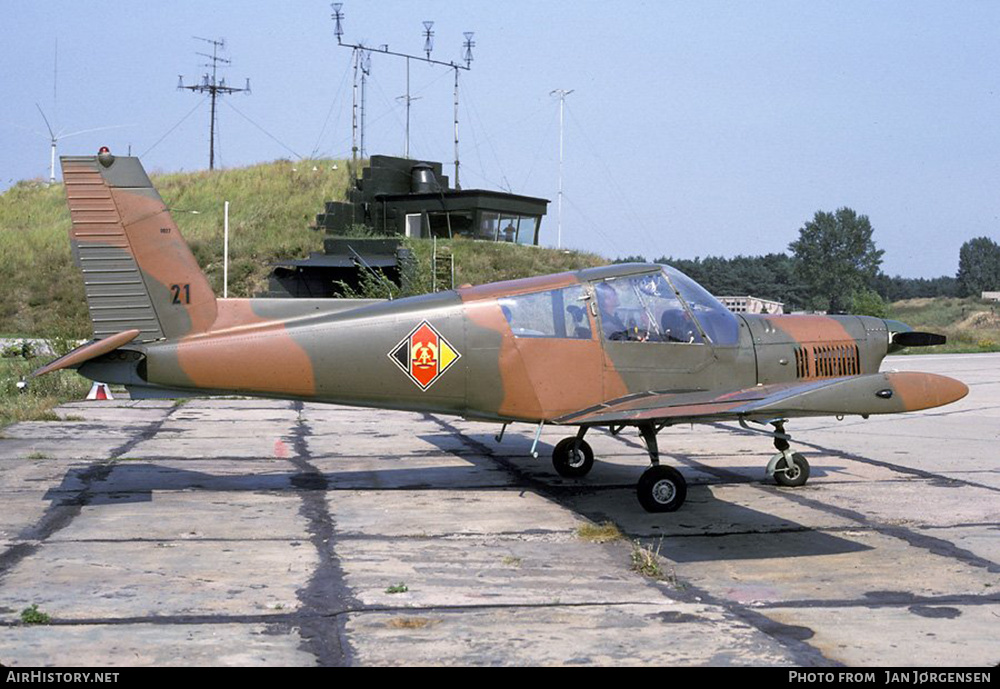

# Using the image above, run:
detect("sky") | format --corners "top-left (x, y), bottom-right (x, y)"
top-left (3, 1), bottom-right (1000, 278)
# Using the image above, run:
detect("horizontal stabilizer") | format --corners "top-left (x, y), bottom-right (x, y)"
top-left (31, 329), bottom-right (141, 378)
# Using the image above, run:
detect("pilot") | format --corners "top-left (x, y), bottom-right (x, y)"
top-left (595, 282), bottom-right (627, 340)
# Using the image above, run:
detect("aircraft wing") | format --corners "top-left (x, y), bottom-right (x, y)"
top-left (553, 371), bottom-right (968, 426)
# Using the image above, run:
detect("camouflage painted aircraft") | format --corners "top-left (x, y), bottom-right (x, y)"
top-left (33, 150), bottom-right (969, 512)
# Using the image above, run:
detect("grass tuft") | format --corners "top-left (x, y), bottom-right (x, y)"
top-left (630, 540), bottom-right (666, 580)
top-left (576, 521), bottom-right (625, 543)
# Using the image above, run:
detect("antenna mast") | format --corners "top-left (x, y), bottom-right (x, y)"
top-left (396, 58), bottom-right (422, 159)
top-left (359, 49), bottom-right (372, 158)
top-left (550, 89), bottom-right (574, 249)
top-left (178, 37), bottom-right (251, 170)
top-left (331, 4), bottom-right (474, 185)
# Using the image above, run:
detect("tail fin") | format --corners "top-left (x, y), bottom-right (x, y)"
top-left (61, 152), bottom-right (217, 342)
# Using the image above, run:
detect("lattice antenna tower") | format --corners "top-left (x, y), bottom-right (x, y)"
top-left (331, 4), bottom-right (474, 187)
top-left (177, 37), bottom-right (251, 170)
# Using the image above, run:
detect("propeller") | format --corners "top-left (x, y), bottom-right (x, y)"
top-left (892, 331), bottom-right (947, 347)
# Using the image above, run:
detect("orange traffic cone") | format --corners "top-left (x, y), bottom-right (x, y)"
top-left (86, 382), bottom-right (113, 400)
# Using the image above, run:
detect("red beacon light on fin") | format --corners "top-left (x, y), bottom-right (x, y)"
top-left (97, 146), bottom-right (115, 168)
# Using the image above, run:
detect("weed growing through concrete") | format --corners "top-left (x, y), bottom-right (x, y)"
top-left (385, 583), bottom-right (409, 594)
top-left (631, 539), bottom-right (667, 580)
top-left (20, 604), bottom-right (50, 625)
top-left (576, 521), bottom-right (624, 543)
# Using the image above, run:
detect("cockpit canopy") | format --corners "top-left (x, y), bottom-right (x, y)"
top-left (498, 266), bottom-right (741, 347)
top-left (592, 267), bottom-right (741, 346)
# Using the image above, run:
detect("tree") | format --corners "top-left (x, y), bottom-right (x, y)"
top-left (789, 208), bottom-right (884, 313)
top-left (850, 287), bottom-right (889, 318)
top-left (650, 253), bottom-right (808, 309)
top-left (957, 236), bottom-right (1000, 297)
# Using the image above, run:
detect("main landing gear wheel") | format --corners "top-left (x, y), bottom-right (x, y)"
top-left (774, 452), bottom-right (810, 487)
top-left (552, 437), bottom-right (594, 478)
top-left (637, 465), bottom-right (687, 513)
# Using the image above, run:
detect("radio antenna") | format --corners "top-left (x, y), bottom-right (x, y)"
top-left (178, 37), bottom-right (251, 170)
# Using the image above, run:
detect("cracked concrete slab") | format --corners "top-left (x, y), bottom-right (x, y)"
top-left (335, 536), bottom-right (671, 609)
top-left (345, 603), bottom-right (799, 666)
top-left (329, 489), bottom-right (586, 537)
top-left (660, 527), bottom-right (996, 605)
top-left (0, 540), bottom-right (315, 622)
top-left (0, 623), bottom-right (313, 667)
top-left (761, 604), bottom-right (1000, 667)
top-left (49, 491), bottom-right (308, 542)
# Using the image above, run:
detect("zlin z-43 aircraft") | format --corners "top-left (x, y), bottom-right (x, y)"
top-left (32, 150), bottom-right (969, 513)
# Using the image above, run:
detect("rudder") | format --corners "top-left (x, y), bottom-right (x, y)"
top-left (62, 152), bottom-right (217, 342)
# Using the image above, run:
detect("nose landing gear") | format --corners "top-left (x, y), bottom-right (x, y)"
top-left (750, 419), bottom-right (812, 488)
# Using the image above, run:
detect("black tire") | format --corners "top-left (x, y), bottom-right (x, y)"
top-left (552, 437), bottom-right (594, 478)
top-left (637, 465), bottom-right (687, 513)
top-left (774, 452), bottom-right (810, 487)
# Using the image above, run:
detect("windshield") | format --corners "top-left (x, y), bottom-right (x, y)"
top-left (662, 266), bottom-right (741, 345)
top-left (594, 272), bottom-right (702, 343)
top-left (592, 268), bottom-right (741, 346)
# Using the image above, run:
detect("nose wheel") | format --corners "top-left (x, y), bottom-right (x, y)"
top-left (771, 451), bottom-right (810, 487)
top-left (762, 420), bottom-right (811, 488)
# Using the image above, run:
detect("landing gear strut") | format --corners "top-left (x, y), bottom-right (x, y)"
top-left (635, 422), bottom-right (687, 513)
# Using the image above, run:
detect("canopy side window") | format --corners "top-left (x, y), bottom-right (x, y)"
top-left (499, 285), bottom-right (592, 339)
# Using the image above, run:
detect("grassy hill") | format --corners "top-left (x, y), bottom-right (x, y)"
top-left (889, 297), bottom-right (1000, 354)
top-left (0, 159), bottom-right (606, 339)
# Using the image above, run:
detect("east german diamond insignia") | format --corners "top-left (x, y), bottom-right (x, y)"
top-left (388, 320), bottom-right (461, 391)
